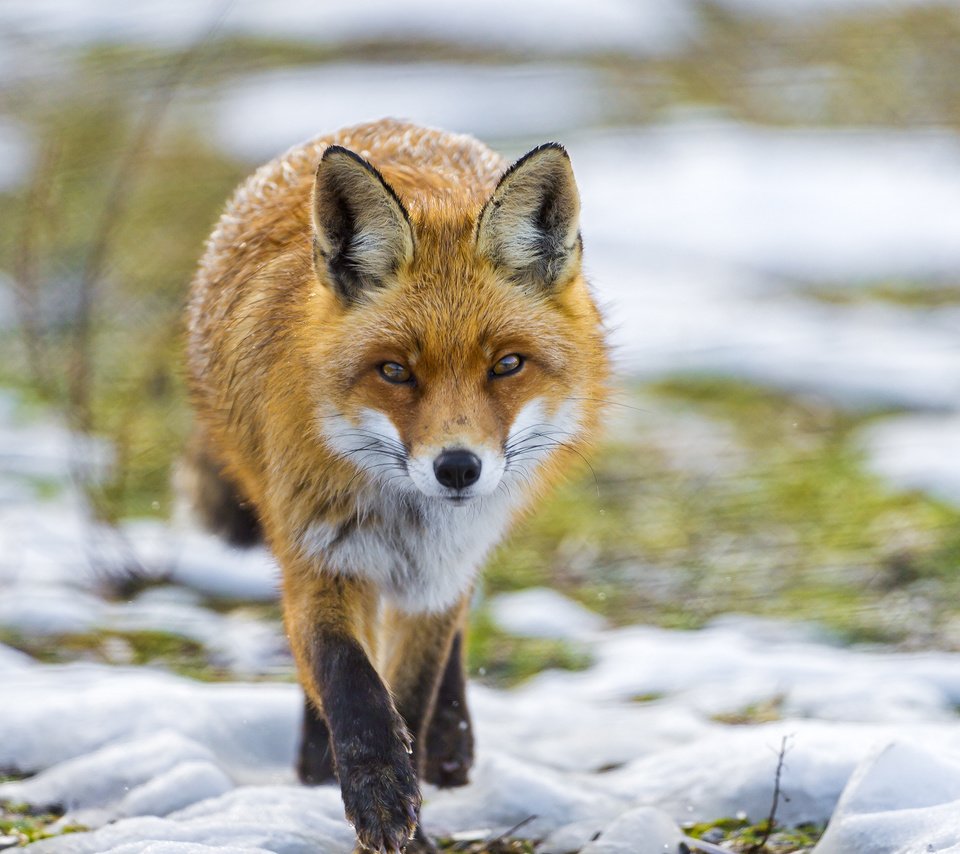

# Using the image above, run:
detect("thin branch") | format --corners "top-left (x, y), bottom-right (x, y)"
top-left (749, 734), bottom-right (791, 853)
top-left (68, 0), bottom-right (236, 432)
top-left (12, 138), bottom-right (60, 394)
top-left (481, 814), bottom-right (538, 847)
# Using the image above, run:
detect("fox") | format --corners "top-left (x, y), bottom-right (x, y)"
top-left (184, 118), bottom-right (608, 852)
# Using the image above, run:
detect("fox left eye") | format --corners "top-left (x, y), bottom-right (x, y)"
top-left (490, 354), bottom-right (524, 377)
top-left (379, 362), bottom-right (413, 383)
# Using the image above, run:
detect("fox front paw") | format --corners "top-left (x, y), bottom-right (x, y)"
top-left (341, 740), bottom-right (421, 853)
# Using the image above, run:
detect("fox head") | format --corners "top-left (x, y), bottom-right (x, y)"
top-left (307, 140), bottom-right (607, 505)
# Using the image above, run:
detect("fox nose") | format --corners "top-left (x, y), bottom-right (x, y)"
top-left (434, 450), bottom-right (482, 490)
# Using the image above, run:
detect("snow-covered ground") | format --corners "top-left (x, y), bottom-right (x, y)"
top-left (0, 0), bottom-right (950, 55)
top-left (206, 64), bottom-right (610, 163)
top-left (3, 3), bottom-right (960, 850)
top-left (0, 0), bottom-right (693, 58)
top-left (1, 386), bottom-right (960, 851)
top-left (5, 611), bottom-right (960, 853)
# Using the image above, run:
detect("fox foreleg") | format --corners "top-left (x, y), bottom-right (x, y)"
top-left (284, 571), bottom-right (419, 854)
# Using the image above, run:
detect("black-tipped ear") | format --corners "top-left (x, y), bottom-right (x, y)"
top-left (476, 143), bottom-right (582, 294)
top-left (312, 146), bottom-right (414, 305)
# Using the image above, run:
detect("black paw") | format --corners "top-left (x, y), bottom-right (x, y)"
top-left (340, 727), bottom-right (421, 853)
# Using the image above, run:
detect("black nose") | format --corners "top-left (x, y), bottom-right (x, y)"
top-left (434, 450), bottom-right (482, 490)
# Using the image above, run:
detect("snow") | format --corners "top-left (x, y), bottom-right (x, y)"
top-left (0, 0), bottom-right (949, 59)
top-left (3, 393), bottom-right (960, 851)
top-left (488, 587), bottom-right (606, 640)
top-left (578, 806), bottom-right (683, 854)
top-left (5, 618), bottom-right (960, 851)
top-left (578, 123), bottom-right (960, 283)
top-left (574, 123), bottom-right (960, 410)
top-left (858, 412), bottom-right (960, 505)
top-left (0, 0), bottom-right (693, 56)
top-left (815, 741), bottom-right (960, 854)
top-left (206, 64), bottom-right (609, 164)
top-left (0, 120), bottom-right (32, 193)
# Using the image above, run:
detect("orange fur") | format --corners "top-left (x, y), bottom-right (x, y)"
top-left (186, 118), bottom-right (609, 851)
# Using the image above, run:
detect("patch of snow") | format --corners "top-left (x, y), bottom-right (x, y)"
top-left (0, 0), bottom-right (694, 56)
top-left (814, 740), bottom-right (960, 853)
top-left (3, 618), bottom-right (960, 850)
top-left (0, 665), bottom-right (299, 779)
top-left (28, 786), bottom-right (354, 854)
top-left (0, 418), bottom-right (112, 482)
top-left (579, 806), bottom-right (683, 854)
top-left (488, 587), bottom-right (606, 639)
top-left (859, 412), bottom-right (960, 506)
top-left (124, 520), bottom-right (281, 602)
top-left (0, 731), bottom-right (228, 823)
top-left (603, 720), bottom-right (960, 828)
top-left (423, 750), bottom-right (626, 840)
top-left (206, 64), bottom-right (609, 163)
top-left (0, 584), bottom-right (104, 635)
top-left (0, 120), bottom-right (33, 192)
top-left (563, 121), bottom-right (960, 410)
top-left (578, 122), bottom-right (960, 283)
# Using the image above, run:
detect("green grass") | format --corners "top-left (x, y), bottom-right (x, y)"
top-left (685, 817), bottom-right (824, 853)
top-left (487, 377), bottom-right (960, 648)
top-left (0, 803), bottom-right (87, 847)
top-left (803, 281), bottom-right (960, 308)
top-left (0, 628), bottom-right (231, 682)
top-left (2, 17), bottom-right (960, 679)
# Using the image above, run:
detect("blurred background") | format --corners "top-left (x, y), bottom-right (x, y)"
top-left (2, 0), bottom-right (960, 686)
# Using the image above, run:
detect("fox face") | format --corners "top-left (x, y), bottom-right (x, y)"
top-left (307, 142), bottom-right (606, 508)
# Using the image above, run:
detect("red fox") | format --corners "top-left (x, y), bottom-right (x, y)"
top-left (185, 119), bottom-right (608, 852)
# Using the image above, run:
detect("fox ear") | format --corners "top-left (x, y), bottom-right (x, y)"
top-left (312, 146), bottom-right (414, 305)
top-left (476, 143), bottom-right (582, 294)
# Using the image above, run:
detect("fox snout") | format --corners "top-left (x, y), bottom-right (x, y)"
top-left (407, 443), bottom-right (506, 501)
top-left (433, 450), bottom-right (482, 491)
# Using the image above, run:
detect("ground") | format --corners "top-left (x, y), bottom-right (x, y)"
top-left (1, 1), bottom-right (960, 851)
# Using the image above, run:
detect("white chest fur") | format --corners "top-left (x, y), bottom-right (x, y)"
top-left (300, 488), bottom-right (519, 614)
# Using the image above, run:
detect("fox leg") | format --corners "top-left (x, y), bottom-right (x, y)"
top-left (296, 696), bottom-right (336, 785)
top-left (423, 630), bottom-right (473, 788)
top-left (177, 430), bottom-right (261, 547)
top-left (381, 598), bottom-right (470, 779)
top-left (283, 568), bottom-right (419, 854)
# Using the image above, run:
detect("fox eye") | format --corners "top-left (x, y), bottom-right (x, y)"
top-left (379, 362), bottom-right (412, 384)
top-left (490, 354), bottom-right (524, 378)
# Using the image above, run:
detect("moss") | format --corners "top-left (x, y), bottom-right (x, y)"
top-left (803, 281), bottom-right (960, 308)
top-left (712, 695), bottom-right (784, 726)
top-left (0, 802), bottom-right (87, 846)
top-left (685, 816), bottom-right (824, 853)
top-left (0, 628), bottom-right (231, 682)
top-left (486, 375), bottom-right (960, 648)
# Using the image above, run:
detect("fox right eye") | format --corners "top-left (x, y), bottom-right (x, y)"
top-left (379, 362), bottom-right (413, 384)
